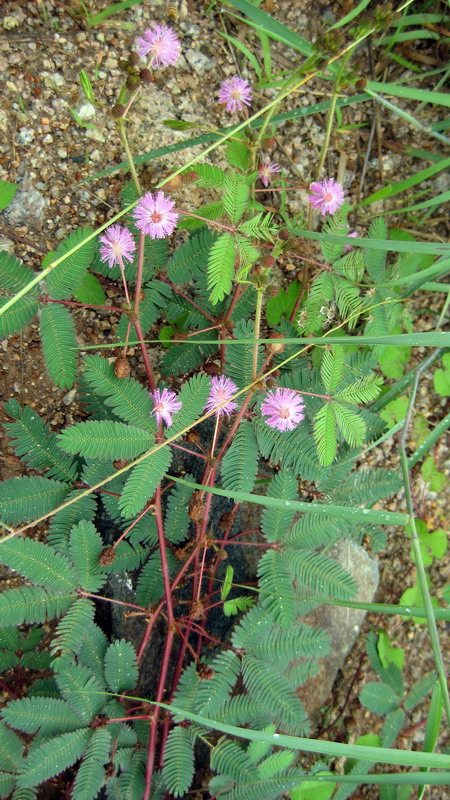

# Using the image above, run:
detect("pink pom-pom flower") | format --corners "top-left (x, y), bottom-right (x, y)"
top-left (133, 191), bottom-right (178, 239)
top-left (258, 160), bottom-right (280, 188)
top-left (136, 24), bottom-right (181, 67)
top-left (150, 388), bottom-right (182, 427)
top-left (218, 76), bottom-right (252, 113)
top-left (308, 178), bottom-right (345, 216)
top-left (204, 376), bottom-right (238, 417)
top-left (99, 224), bottom-right (136, 269)
top-left (261, 388), bottom-right (305, 432)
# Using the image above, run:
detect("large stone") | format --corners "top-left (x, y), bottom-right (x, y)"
top-left (3, 178), bottom-right (48, 230)
top-left (298, 539), bottom-right (379, 718)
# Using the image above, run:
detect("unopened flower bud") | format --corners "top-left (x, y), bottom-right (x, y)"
top-left (262, 137), bottom-right (276, 149)
top-left (261, 255), bottom-right (275, 269)
top-left (267, 284), bottom-right (279, 297)
top-left (114, 356), bottom-right (131, 378)
top-left (126, 74), bottom-right (140, 90)
top-left (356, 78), bottom-right (367, 91)
top-left (182, 171), bottom-right (198, 185)
top-left (267, 334), bottom-right (285, 354)
top-left (113, 459), bottom-right (128, 469)
top-left (128, 52), bottom-right (140, 66)
top-left (204, 361), bottom-right (222, 376)
top-left (164, 173), bottom-right (183, 191)
top-left (139, 68), bottom-right (153, 83)
top-left (111, 104), bottom-right (125, 118)
top-left (99, 547), bottom-right (116, 566)
top-left (278, 229), bottom-right (290, 240)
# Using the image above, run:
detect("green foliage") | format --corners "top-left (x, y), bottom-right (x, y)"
top-left (0, 294), bottom-right (39, 339)
top-left (226, 135), bottom-right (251, 172)
top-left (433, 352), bottom-right (450, 396)
top-left (207, 232), bottom-right (236, 305)
top-left (47, 493), bottom-right (97, 554)
top-left (170, 373), bottom-right (211, 436)
top-left (167, 228), bottom-right (218, 284)
top-left (0, 537), bottom-right (78, 592)
top-left (104, 639), bottom-right (138, 692)
top-left (17, 729), bottom-right (91, 789)
top-left (136, 549), bottom-right (177, 607)
top-left (257, 549), bottom-right (296, 626)
top-left (74, 272), bottom-right (106, 306)
top-left (82, 355), bottom-right (155, 432)
top-left (58, 420), bottom-right (154, 460)
top-left (46, 227), bottom-right (95, 300)
top-left (222, 420), bottom-right (259, 493)
top-left (40, 303), bottom-right (78, 389)
top-left (261, 471), bottom-right (298, 543)
top-left (4, 400), bottom-right (77, 482)
top-left (223, 171), bottom-right (250, 223)
top-left (178, 201), bottom-right (224, 231)
top-left (226, 319), bottom-right (263, 387)
top-left (1, 697), bottom-right (82, 737)
top-left (0, 585), bottom-right (74, 627)
top-left (55, 661), bottom-right (106, 722)
top-left (69, 520), bottom-right (106, 592)
top-left (120, 445), bottom-right (172, 517)
top-left (51, 598), bottom-right (96, 657)
top-left (0, 179), bottom-right (18, 210)
top-left (266, 281), bottom-right (300, 325)
top-left (163, 726), bottom-right (195, 797)
top-left (72, 729), bottom-right (112, 800)
top-left (0, 251), bottom-right (35, 293)
top-left (164, 476), bottom-right (195, 544)
top-left (191, 163), bottom-right (227, 188)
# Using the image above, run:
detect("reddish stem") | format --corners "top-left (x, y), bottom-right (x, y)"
top-left (142, 628), bottom-right (174, 800)
top-left (175, 208), bottom-right (236, 233)
top-left (41, 296), bottom-right (123, 313)
top-left (113, 502), bottom-right (155, 549)
top-left (79, 590), bottom-right (147, 612)
top-left (159, 274), bottom-right (216, 323)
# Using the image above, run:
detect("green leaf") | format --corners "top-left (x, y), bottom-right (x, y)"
top-left (257, 550), bottom-right (296, 626)
top-left (104, 639), bottom-right (138, 692)
top-left (46, 227), bottom-right (95, 299)
top-left (164, 476), bottom-right (195, 545)
top-left (82, 355), bottom-right (155, 432)
top-left (72, 728), bottom-right (111, 800)
top-left (222, 420), bottom-right (259, 493)
top-left (313, 403), bottom-right (337, 466)
top-left (207, 232), bottom-right (236, 305)
top-left (189, 163), bottom-right (227, 188)
top-left (333, 403), bottom-right (366, 449)
top-left (0, 251), bottom-right (36, 293)
top-left (0, 179), bottom-right (18, 210)
top-left (0, 294), bottom-right (39, 338)
top-left (291, 772), bottom-right (336, 800)
top-left (0, 536), bottom-right (78, 592)
top-left (195, 651), bottom-right (241, 716)
top-left (223, 171), bottom-right (250, 222)
top-left (51, 598), bottom-right (96, 657)
top-left (380, 396), bottom-right (408, 427)
top-left (17, 729), bottom-right (91, 789)
top-left (58, 420), bottom-right (154, 460)
top-left (55, 662), bottom-right (106, 723)
top-left (333, 373), bottom-right (382, 404)
top-left (0, 586), bottom-right (74, 627)
top-left (266, 282), bottom-right (300, 325)
top-left (119, 445), bottom-right (172, 517)
top-left (163, 726), bottom-right (195, 798)
top-left (178, 201), bottom-right (224, 231)
top-left (69, 520), bottom-right (106, 592)
top-left (135, 550), bottom-right (177, 607)
top-left (40, 303), bottom-right (78, 389)
top-left (288, 549), bottom-right (357, 600)
top-left (321, 346), bottom-right (345, 393)
top-left (261, 471), bottom-right (298, 543)
top-left (420, 457), bottom-right (446, 492)
top-left (377, 631), bottom-right (404, 670)
top-left (1, 697), bottom-right (82, 736)
top-left (4, 401), bottom-right (77, 482)
top-left (225, 138), bottom-right (251, 173)
top-left (433, 352), bottom-right (450, 396)
top-left (379, 346), bottom-right (411, 379)
top-left (167, 228), bottom-right (218, 285)
top-left (73, 272), bottom-right (106, 305)
top-left (170, 373), bottom-right (211, 437)
top-left (359, 681), bottom-right (400, 715)
top-left (47, 492), bottom-right (97, 554)
top-left (0, 721), bottom-right (24, 771)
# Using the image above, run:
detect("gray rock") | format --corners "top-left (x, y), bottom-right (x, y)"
top-left (185, 48), bottom-right (215, 73)
top-left (3, 179), bottom-right (48, 230)
top-left (16, 128), bottom-right (35, 145)
top-left (298, 539), bottom-right (379, 718)
top-left (77, 101), bottom-right (96, 121)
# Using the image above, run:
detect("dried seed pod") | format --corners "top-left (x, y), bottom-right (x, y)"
top-left (356, 78), bottom-right (367, 91)
top-left (278, 229), bottom-right (290, 240)
top-left (128, 52), bottom-right (140, 66)
top-left (262, 137), bottom-right (276, 149)
top-left (164, 173), bottom-right (183, 191)
top-left (113, 458), bottom-right (128, 470)
top-left (198, 663), bottom-right (214, 680)
top-left (99, 547), bottom-right (116, 566)
top-left (114, 356), bottom-right (131, 378)
top-left (189, 492), bottom-right (205, 523)
top-left (185, 430), bottom-right (201, 444)
top-left (218, 511), bottom-right (234, 532)
top-left (261, 255), bottom-right (275, 269)
top-left (267, 334), bottom-right (285, 354)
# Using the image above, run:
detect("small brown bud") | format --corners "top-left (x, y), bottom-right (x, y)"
top-left (261, 255), bottom-right (275, 269)
top-left (99, 547), bottom-right (116, 566)
top-left (113, 459), bottom-right (128, 470)
top-left (278, 229), bottom-right (290, 240)
top-left (262, 137), bottom-right (276, 149)
top-left (111, 104), bottom-right (125, 119)
top-left (164, 173), bottom-right (183, 191)
top-left (216, 548), bottom-right (228, 561)
top-left (128, 52), bottom-right (140, 66)
top-left (139, 68), bottom-right (153, 83)
top-left (266, 377), bottom-right (278, 389)
top-left (267, 334), bottom-right (285, 354)
top-left (204, 361), bottom-right (221, 376)
top-left (219, 512), bottom-right (234, 532)
top-left (267, 284), bottom-right (279, 297)
top-left (182, 171), bottom-right (198, 185)
top-left (190, 599), bottom-right (206, 619)
top-left (224, 319), bottom-right (234, 333)
top-left (114, 356), bottom-right (131, 378)
top-left (185, 430), bottom-right (201, 444)
top-left (355, 78), bottom-right (367, 91)
top-left (198, 663), bottom-right (214, 680)
top-left (119, 59), bottom-right (129, 72)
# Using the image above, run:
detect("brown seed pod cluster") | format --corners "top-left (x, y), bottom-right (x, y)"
top-left (114, 356), bottom-right (131, 378)
top-left (99, 546), bottom-right (116, 566)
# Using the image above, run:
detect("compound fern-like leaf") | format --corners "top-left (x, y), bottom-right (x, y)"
top-left (17, 729), bottom-right (91, 790)
top-left (0, 295), bottom-right (39, 339)
top-left (58, 420), bottom-right (153, 460)
top-left (257, 550), bottom-right (296, 627)
top-left (1, 697), bottom-right (82, 737)
top-left (72, 728), bottom-right (111, 800)
top-left (222, 420), bottom-right (258, 493)
top-left (207, 232), bottom-right (236, 305)
top-left (163, 726), bottom-right (195, 798)
top-left (69, 520), bottom-right (105, 592)
top-left (0, 537), bottom-right (78, 593)
top-left (104, 639), bottom-right (138, 693)
top-left (40, 303), bottom-right (78, 389)
top-left (51, 598), bottom-right (96, 658)
top-left (0, 586), bottom-right (74, 627)
top-left (81, 355), bottom-right (155, 432)
top-left (46, 227), bottom-right (95, 300)
top-left (119, 445), bottom-right (172, 517)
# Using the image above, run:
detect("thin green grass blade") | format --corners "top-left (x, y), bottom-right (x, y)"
top-left (168, 475), bottom-right (408, 525)
top-left (329, 0), bottom-right (372, 29)
top-left (356, 157), bottom-right (450, 207)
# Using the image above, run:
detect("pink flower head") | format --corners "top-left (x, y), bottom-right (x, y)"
top-left (261, 388), bottom-right (305, 432)
top-left (344, 230), bottom-right (358, 252)
top-left (99, 224), bottom-right (136, 269)
top-left (151, 388), bottom-right (182, 427)
top-left (204, 376), bottom-right (238, 417)
top-left (218, 76), bottom-right (252, 113)
top-left (308, 178), bottom-right (345, 216)
top-left (133, 191), bottom-right (178, 239)
top-left (258, 160), bottom-right (280, 188)
top-left (136, 24), bottom-right (181, 67)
